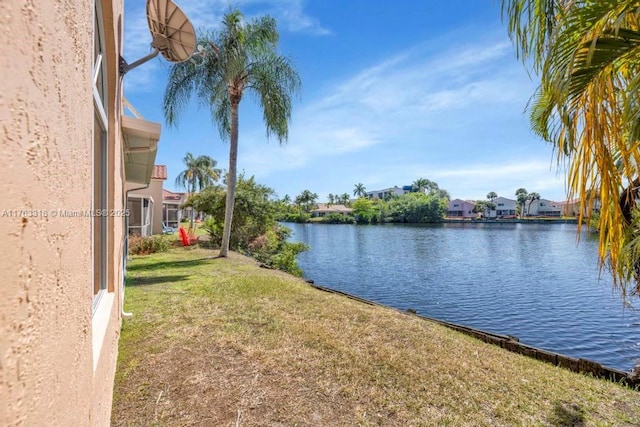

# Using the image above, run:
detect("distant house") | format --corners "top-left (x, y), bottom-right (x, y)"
top-left (366, 185), bottom-right (411, 200)
top-left (163, 189), bottom-right (188, 228)
top-left (311, 203), bottom-right (353, 217)
top-left (128, 165), bottom-right (167, 236)
top-left (528, 199), bottom-right (563, 217)
top-left (559, 199), bottom-right (601, 217)
top-left (447, 199), bottom-right (477, 218)
top-left (491, 197), bottom-right (517, 218)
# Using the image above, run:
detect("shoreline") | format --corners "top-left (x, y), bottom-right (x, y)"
top-left (305, 280), bottom-right (637, 386)
top-left (443, 218), bottom-right (580, 224)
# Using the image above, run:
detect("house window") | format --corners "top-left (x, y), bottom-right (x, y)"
top-left (453, 204), bottom-right (459, 207)
top-left (498, 203), bottom-right (504, 206)
top-left (540, 203), bottom-right (546, 207)
top-left (93, 0), bottom-right (109, 310)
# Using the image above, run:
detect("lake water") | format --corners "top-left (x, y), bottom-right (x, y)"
top-left (287, 222), bottom-right (640, 372)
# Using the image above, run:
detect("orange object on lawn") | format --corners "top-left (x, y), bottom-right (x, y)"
top-left (179, 226), bottom-right (198, 246)
top-left (178, 226), bottom-right (190, 246)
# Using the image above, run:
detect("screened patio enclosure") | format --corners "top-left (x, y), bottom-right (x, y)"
top-left (127, 195), bottom-right (154, 236)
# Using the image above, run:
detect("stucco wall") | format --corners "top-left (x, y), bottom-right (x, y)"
top-left (0, 0), bottom-right (124, 425)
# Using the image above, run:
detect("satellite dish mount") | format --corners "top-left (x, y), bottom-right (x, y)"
top-left (120, 0), bottom-right (196, 75)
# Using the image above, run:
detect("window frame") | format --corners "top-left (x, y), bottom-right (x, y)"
top-left (92, 0), bottom-right (109, 313)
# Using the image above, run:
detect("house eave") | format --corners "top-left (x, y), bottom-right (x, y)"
top-left (122, 115), bottom-right (161, 189)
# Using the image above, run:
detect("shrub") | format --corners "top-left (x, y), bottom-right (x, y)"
top-left (128, 235), bottom-right (171, 255)
top-left (319, 213), bottom-right (355, 224)
top-left (279, 212), bottom-right (310, 223)
top-left (247, 226), bottom-right (309, 276)
top-left (201, 217), bottom-right (222, 246)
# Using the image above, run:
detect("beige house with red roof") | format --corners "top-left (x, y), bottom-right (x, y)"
top-left (1, 1), bottom-right (161, 424)
top-left (163, 189), bottom-right (189, 228)
top-left (128, 165), bottom-right (167, 236)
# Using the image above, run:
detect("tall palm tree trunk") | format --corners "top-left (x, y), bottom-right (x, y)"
top-left (220, 100), bottom-right (240, 257)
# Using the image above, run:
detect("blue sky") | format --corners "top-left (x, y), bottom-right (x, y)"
top-left (123, 0), bottom-right (568, 202)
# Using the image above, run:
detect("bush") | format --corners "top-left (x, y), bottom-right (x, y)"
top-left (269, 241), bottom-right (309, 276)
top-left (201, 217), bottom-right (222, 246)
top-left (247, 226), bottom-right (309, 276)
top-left (319, 213), bottom-right (355, 224)
top-left (278, 212), bottom-right (310, 223)
top-left (128, 235), bottom-right (171, 255)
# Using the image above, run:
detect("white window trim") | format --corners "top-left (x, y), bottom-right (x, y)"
top-left (92, 292), bottom-right (115, 371)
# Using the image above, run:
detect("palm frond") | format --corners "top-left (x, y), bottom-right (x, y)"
top-left (503, 0), bottom-right (640, 292)
top-left (246, 52), bottom-right (301, 142)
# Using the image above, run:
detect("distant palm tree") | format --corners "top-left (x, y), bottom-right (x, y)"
top-left (327, 193), bottom-right (335, 205)
top-left (412, 178), bottom-right (432, 193)
top-left (295, 190), bottom-right (318, 213)
top-left (340, 193), bottom-right (351, 206)
top-left (527, 192), bottom-right (541, 216)
top-left (175, 153), bottom-right (220, 230)
top-left (515, 188), bottom-right (528, 218)
top-left (354, 183), bottom-right (367, 198)
top-left (163, 9), bottom-right (301, 257)
top-left (486, 191), bottom-right (498, 217)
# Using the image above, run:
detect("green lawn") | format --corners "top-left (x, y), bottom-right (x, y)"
top-left (112, 247), bottom-right (640, 426)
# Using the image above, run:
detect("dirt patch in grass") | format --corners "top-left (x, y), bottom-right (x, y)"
top-left (112, 247), bottom-right (640, 426)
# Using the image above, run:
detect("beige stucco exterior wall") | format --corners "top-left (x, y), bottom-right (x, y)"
top-left (0, 0), bottom-right (125, 425)
top-left (129, 178), bottom-right (166, 235)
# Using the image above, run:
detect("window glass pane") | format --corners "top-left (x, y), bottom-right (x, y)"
top-left (93, 4), bottom-right (107, 114)
top-left (93, 114), bottom-right (108, 296)
top-left (93, 0), bottom-right (109, 305)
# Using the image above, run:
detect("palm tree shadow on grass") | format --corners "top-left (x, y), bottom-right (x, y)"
top-left (127, 275), bottom-right (192, 287)
top-left (550, 401), bottom-right (585, 427)
top-left (126, 258), bottom-right (215, 273)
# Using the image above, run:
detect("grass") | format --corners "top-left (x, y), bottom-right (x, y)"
top-left (112, 247), bottom-right (640, 426)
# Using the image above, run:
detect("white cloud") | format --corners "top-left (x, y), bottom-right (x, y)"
top-left (273, 0), bottom-right (332, 35)
top-left (238, 36), bottom-right (535, 174)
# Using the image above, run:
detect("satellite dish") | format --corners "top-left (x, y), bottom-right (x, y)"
top-left (146, 0), bottom-right (196, 62)
top-left (120, 0), bottom-right (196, 75)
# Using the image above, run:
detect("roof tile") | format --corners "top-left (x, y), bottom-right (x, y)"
top-left (152, 165), bottom-right (167, 180)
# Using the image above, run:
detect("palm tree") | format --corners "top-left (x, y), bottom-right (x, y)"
top-left (486, 191), bottom-right (498, 217)
top-left (327, 193), bottom-right (335, 205)
top-left (502, 1), bottom-right (640, 292)
top-left (526, 192), bottom-right (541, 216)
top-left (175, 153), bottom-right (220, 230)
top-left (164, 9), bottom-right (301, 257)
top-left (515, 188), bottom-right (528, 218)
top-left (412, 178), bottom-right (428, 193)
top-left (340, 193), bottom-right (351, 206)
top-left (353, 183), bottom-right (367, 198)
top-left (295, 190), bottom-right (318, 213)
top-left (413, 177), bottom-right (438, 193)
